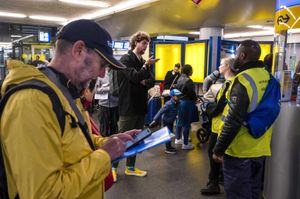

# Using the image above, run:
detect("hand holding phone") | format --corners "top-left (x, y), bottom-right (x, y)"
top-left (126, 128), bottom-right (153, 150)
top-left (145, 56), bottom-right (160, 65)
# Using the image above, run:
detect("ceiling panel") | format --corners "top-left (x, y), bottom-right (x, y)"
top-left (0, 0), bottom-right (276, 39)
top-left (97, 0), bottom-right (276, 38)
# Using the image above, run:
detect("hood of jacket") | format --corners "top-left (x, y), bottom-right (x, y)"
top-left (1, 60), bottom-right (46, 95)
top-left (1, 60), bottom-right (77, 118)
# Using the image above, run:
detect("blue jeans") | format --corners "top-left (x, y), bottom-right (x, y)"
top-left (176, 100), bottom-right (197, 145)
top-left (175, 124), bottom-right (190, 145)
top-left (223, 155), bottom-right (265, 199)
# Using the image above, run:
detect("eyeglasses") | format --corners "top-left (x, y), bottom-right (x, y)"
top-left (88, 47), bottom-right (110, 68)
top-left (100, 59), bottom-right (110, 68)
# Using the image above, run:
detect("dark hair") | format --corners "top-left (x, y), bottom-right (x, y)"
top-left (239, 40), bottom-right (261, 61)
top-left (56, 39), bottom-right (74, 54)
top-left (181, 64), bottom-right (193, 75)
top-left (174, 63), bottom-right (181, 69)
top-left (263, 53), bottom-right (273, 72)
top-left (130, 31), bottom-right (150, 50)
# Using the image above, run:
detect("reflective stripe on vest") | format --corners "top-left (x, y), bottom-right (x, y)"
top-left (241, 73), bottom-right (258, 112)
top-left (211, 79), bottom-right (233, 134)
top-left (221, 115), bottom-right (226, 121)
top-left (219, 68), bottom-right (272, 157)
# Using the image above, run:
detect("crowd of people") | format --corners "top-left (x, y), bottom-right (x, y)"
top-left (0, 19), bottom-right (282, 199)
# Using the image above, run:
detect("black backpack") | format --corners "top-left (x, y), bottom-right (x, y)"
top-left (0, 67), bottom-right (95, 199)
top-left (0, 80), bottom-right (65, 199)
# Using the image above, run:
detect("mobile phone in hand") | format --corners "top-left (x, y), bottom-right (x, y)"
top-left (126, 128), bottom-right (153, 150)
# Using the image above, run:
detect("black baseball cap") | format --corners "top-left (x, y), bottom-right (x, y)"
top-left (57, 19), bottom-right (126, 70)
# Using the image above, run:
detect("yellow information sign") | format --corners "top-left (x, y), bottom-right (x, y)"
top-left (259, 43), bottom-right (272, 61)
top-left (154, 43), bottom-right (182, 81)
top-left (185, 42), bottom-right (206, 83)
top-left (275, 4), bottom-right (300, 33)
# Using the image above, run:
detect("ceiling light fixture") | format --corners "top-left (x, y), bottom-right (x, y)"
top-left (224, 30), bottom-right (274, 39)
top-left (0, 42), bottom-right (12, 46)
top-left (0, 11), bottom-right (26, 18)
top-left (59, 0), bottom-right (110, 8)
top-left (188, 31), bottom-right (200, 35)
top-left (288, 28), bottom-right (300, 33)
top-left (247, 25), bottom-right (263, 29)
top-left (11, 35), bottom-right (22, 38)
top-left (13, 34), bottom-right (34, 43)
top-left (247, 25), bottom-right (274, 31)
top-left (262, 27), bottom-right (274, 31)
top-left (29, 15), bottom-right (67, 22)
top-left (68, 0), bottom-right (159, 22)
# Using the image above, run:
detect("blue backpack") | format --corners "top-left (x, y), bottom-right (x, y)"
top-left (245, 74), bottom-right (281, 138)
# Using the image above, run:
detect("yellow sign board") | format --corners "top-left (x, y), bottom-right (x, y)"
top-left (154, 43), bottom-right (182, 81)
top-left (259, 43), bottom-right (272, 61)
top-left (185, 42), bottom-right (206, 83)
top-left (275, 4), bottom-right (300, 32)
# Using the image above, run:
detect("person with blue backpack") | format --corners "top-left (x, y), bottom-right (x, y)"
top-left (212, 40), bottom-right (280, 199)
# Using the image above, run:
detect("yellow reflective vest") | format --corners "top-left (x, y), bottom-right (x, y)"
top-left (220, 67), bottom-right (272, 158)
top-left (1, 60), bottom-right (110, 199)
top-left (211, 77), bottom-right (233, 134)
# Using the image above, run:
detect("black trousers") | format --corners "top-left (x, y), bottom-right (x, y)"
top-left (98, 105), bottom-right (119, 137)
top-left (208, 132), bottom-right (222, 182)
top-left (223, 155), bottom-right (265, 199)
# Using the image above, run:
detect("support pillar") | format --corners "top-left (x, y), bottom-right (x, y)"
top-left (199, 27), bottom-right (223, 75)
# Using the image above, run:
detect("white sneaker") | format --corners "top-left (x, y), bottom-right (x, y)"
top-left (175, 139), bottom-right (182, 145)
top-left (182, 143), bottom-right (194, 150)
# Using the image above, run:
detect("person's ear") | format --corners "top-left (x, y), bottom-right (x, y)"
top-left (71, 40), bottom-right (86, 62)
top-left (240, 52), bottom-right (246, 60)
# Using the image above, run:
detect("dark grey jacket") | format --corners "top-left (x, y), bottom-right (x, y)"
top-left (118, 50), bottom-right (154, 116)
top-left (174, 74), bottom-right (197, 101)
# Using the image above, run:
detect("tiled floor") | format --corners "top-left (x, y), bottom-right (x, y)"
top-left (105, 133), bottom-right (226, 199)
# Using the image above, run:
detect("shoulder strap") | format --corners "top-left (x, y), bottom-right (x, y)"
top-left (41, 67), bottom-right (95, 151)
top-left (0, 79), bottom-right (65, 199)
top-left (170, 74), bottom-right (179, 88)
top-left (0, 146), bottom-right (9, 199)
top-left (0, 79), bottom-right (65, 134)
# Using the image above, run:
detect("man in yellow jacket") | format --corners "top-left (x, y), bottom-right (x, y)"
top-left (0, 19), bottom-right (139, 199)
top-left (213, 40), bottom-right (272, 199)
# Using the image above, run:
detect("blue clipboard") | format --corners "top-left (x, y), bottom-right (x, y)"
top-left (112, 126), bottom-right (172, 163)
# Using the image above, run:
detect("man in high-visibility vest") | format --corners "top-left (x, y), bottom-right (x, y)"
top-left (212, 40), bottom-right (272, 199)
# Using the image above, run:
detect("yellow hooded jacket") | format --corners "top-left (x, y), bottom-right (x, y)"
top-left (0, 60), bottom-right (111, 199)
